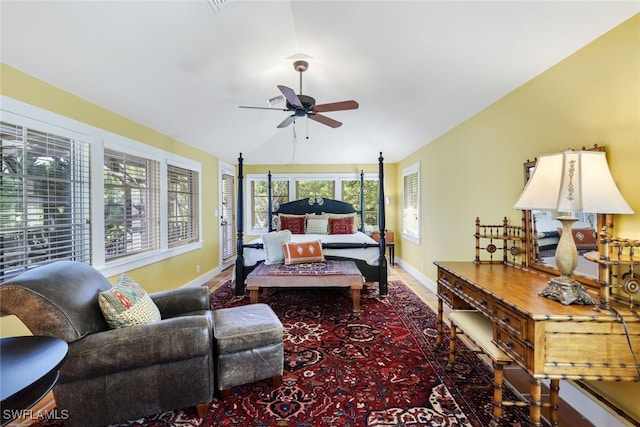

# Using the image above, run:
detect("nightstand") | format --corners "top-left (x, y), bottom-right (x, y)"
top-left (372, 230), bottom-right (395, 265)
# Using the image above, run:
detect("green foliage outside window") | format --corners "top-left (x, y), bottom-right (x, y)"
top-left (342, 180), bottom-right (379, 226)
top-left (252, 180), bottom-right (289, 228)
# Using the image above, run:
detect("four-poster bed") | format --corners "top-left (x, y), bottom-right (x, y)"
top-left (234, 152), bottom-right (389, 298)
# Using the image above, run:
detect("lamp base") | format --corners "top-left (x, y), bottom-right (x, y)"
top-left (539, 275), bottom-right (594, 305)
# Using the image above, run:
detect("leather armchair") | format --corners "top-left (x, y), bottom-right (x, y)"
top-left (0, 261), bottom-right (214, 426)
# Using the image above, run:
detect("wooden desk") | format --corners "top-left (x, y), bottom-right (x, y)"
top-left (434, 261), bottom-right (640, 427)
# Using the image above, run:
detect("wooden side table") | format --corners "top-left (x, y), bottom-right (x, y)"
top-left (1, 336), bottom-right (68, 426)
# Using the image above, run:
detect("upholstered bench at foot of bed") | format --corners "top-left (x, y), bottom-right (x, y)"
top-left (245, 260), bottom-right (365, 314)
top-left (213, 303), bottom-right (284, 400)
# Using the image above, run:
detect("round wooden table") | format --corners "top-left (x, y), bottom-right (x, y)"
top-left (1, 336), bottom-right (68, 426)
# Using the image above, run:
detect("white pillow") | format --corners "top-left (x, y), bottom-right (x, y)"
top-left (262, 229), bottom-right (292, 264)
top-left (306, 217), bottom-right (328, 234)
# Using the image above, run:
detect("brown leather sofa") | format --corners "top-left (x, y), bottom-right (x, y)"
top-left (0, 261), bottom-right (214, 426)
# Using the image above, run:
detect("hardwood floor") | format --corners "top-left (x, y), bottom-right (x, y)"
top-left (12, 263), bottom-right (593, 427)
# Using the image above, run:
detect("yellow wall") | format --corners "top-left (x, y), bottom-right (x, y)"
top-left (396, 14), bottom-right (640, 281)
top-left (0, 65), bottom-right (222, 292)
top-left (395, 16), bottom-right (640, 421)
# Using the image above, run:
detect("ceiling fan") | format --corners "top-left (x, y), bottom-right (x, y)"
top-left (239, 60), bottom-right (359, 129)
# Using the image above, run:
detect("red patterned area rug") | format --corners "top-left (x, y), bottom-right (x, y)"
top-left (34, 280), bottom-right (530, 426)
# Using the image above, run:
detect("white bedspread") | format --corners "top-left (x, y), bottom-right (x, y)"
top-left (243, 231), bottom-right (380, 267)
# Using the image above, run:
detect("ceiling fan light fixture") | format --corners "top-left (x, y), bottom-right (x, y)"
top-left (293, 60), bottom-right (309, 72)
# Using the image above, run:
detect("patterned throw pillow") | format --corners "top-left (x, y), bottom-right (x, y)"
top-left (328, 216), bottom-right (355, 235)
top-left (279, 214), bottom-right (306, 234)
top-left (282, 240), bottom-right (325, 265)
top-left (325, 213), bottom-right (358, 233)
top-left (99, 273), bottom-right (161, 329)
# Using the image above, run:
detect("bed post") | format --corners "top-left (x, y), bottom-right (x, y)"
top-left (359, 170), bottom-right (365, 232)
top-left (267, 171), bottom-right (273, 232)
top-left (378, 152), bottom-right (388, 296)
top-left (235, 153), bottom-right (246, 296)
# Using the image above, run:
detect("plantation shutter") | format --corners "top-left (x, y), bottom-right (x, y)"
top-left (221, 172), bottom-right (235, 261)
top-left (403, 166), bottom-right (420, 238)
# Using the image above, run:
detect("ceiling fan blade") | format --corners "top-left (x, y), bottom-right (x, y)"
top-left (309, 113), bottom-right (342, 128)
top-left (239, 106), bottom-right (289, 111)
top-left (277, 115), bottom-right (296, 128)
top-left (277, 85), bottom-right (304, 109)
top-left (313, 100), bottom-right (359, 113)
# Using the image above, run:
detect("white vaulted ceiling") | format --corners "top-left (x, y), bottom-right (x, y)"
top-left (1, 1), bottom-right (638, 165)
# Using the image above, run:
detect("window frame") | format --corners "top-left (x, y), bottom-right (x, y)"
top-left (246, 172), bottom-right (379, 235)
top-left (1, 96), bottom-right (203, 279)
top-left (402, 162), bottom-right (420, 243)
top-left (0, 113), bottom-right (92, 281)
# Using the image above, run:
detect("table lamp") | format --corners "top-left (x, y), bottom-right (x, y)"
top-left (514, 150), bottom-right (633, 305)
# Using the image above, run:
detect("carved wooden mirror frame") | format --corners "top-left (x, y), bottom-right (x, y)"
top-left (522, 145), bottom-right (610, 290)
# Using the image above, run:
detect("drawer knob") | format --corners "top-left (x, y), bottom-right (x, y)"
top-left (501, 315), bottom-right (509, 323)
top-left (504, 340), bottom-right (513, 348)
top-left (479, 299), bottom-right (487, 306)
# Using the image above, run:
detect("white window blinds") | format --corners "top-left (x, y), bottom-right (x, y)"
top-left (403, 163), bottom-right (420, 240)
top-left (0, 121), bottom-right (91, 281)
top-left (167, 164), bottom-right (199, 247)
top-left (103, 149), bottom-right (160, 260)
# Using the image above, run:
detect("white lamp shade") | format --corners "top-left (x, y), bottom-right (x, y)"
top-left (514, 150), bottom-right (633, 214)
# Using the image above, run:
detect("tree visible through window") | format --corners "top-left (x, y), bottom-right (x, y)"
top-left (0, 121), bottom-right (90, 281)
top-left (296, 180), bottom-right (335, 200)
top-left (251, 179), bottom-right (289, 229)
top-left (167, 164), bottom-right (199, 247)
top-left (342, 179), bottom-right (379, 227)
top-left (103, 149), bottom-right (160, 260)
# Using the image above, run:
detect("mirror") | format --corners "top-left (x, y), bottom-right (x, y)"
top-left (523, 145), bottom-right (610, 290)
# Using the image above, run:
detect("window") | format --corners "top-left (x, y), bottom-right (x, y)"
top-left (295, 180), bottom-right (335, 200)
top-left (402, 162), bottom-right (420, 242)
top-left (251, 179), bottom-right (289, 229)
top-left (103, 149), bottom-right (160, 260)
top-left (341, 179), bottom-right (379, 227)
top-left (0, 120), bottom-right (90, 281)
top-left (2, 97), bottom-right (203, 279)
top-left (246, 173), bottom-right (379, 234)
top-left (167, 164), bottom-right (199, 247)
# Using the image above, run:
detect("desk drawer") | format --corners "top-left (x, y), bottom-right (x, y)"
top-left (494, 301), bottom-right (527, 342)
top-left (495, 325), bottom-right (527, 366)
top-left (439, 270), bottom-right (491, 315)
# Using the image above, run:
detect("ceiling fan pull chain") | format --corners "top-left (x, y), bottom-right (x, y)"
top-left (291, 123), bottom-right (297, 162)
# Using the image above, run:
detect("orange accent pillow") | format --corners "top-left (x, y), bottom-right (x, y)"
top-left (328, 216), bottom-right (355, 234)
top-left (282, 240), bottom-right (325, 265)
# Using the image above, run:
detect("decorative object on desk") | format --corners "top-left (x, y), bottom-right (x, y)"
top-left (474, 217), bottom-right (526, 266)
top-left (584, 228), bottom-right (640, 310)
top-left (514, 150), bottom-right (633, 305)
